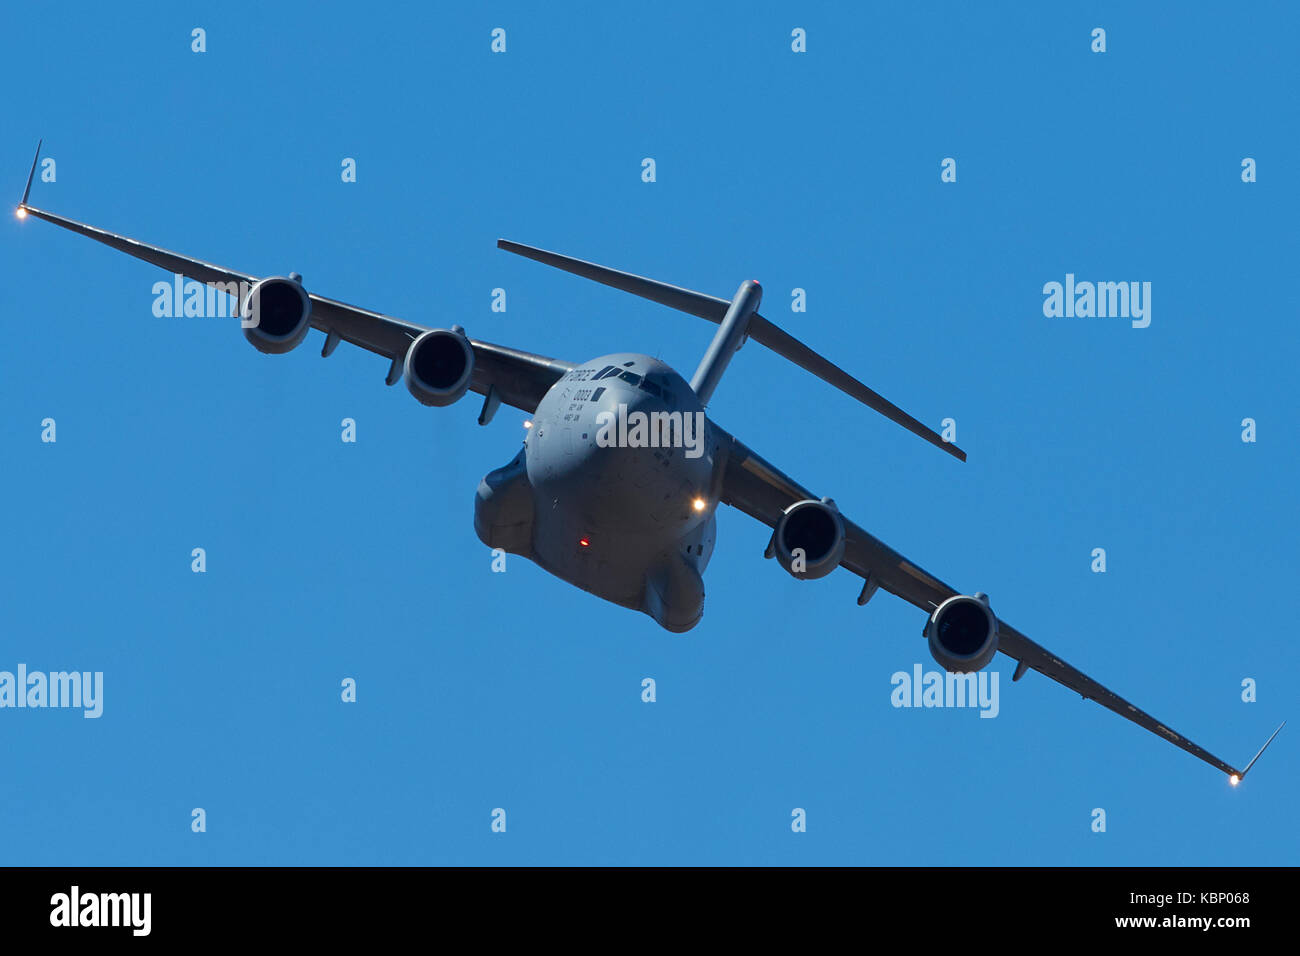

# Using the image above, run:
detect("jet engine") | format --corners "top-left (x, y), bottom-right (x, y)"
top-left (404, 329), bottom-right (475, 407)
top-left (242, 276), bottom-right (312, 354)
top-left (926, 593), bottom-right (998, 672)
top-left (771, 498), bottom-right (846, 580)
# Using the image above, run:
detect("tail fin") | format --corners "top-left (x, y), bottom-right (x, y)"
top-left (498, 239), bottom-right (966, 462)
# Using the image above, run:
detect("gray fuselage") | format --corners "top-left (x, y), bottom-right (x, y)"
top-left (474, 353), bottom-right (723, 631)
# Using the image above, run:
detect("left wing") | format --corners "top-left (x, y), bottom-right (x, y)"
top-left (17, 202), bottom-right (572, 413)
top-left (716, 425), bottom-right (1283, 781)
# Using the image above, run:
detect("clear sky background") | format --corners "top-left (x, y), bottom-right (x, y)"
top-left (2, 2), bottom-right (1295, 865)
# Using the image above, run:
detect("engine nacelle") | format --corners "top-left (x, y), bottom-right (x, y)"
top-left (404, 329), bottom-right (474, 407)
top-left (772, 498), bottom-right (846, 580)
top-left (926, 593), bottom-right (998, 673)
top-left (241, 276), bottom-right (312, 355)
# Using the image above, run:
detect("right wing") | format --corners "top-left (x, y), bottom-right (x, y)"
top-left (716, 424), bottom-right (1283, 781)
top-left (19, 202), bottom-right (573, 414)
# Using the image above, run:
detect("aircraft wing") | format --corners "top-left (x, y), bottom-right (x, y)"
top-left (715, 425), bottom-right (1282, 781)
top-left (17, 203), bottom-right (573, 414)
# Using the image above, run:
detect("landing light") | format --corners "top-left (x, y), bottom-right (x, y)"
top-left (523, 420), bottom-right (533, 428)
top-left (1230, 774), bottom-right (1240, 786)
top-left (691, 497), bottom-right (707, 512)
top-left (15, 206), bottom-right (27, 219)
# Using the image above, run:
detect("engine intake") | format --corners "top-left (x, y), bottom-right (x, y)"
top-left (404, 329), bottom-right (474, 407)
top-left (242, 276), bottom-right (312, 354)
top-left (772, 498), bottom-right (846, 580)
top-left (927, 593), bottom-right (998, 673)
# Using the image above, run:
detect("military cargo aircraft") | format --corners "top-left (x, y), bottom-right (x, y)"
top-left (15, 143), bottom-right (1282, 783)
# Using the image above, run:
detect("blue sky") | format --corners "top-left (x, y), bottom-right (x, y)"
top-left (1, 2), bottom-right (1295, 865)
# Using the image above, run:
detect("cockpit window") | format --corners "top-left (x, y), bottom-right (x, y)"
top-left (640, 380), bottom-right (662, 398)
top-left (619, 371), bottom-right (641, 386)
top-left (592, 365), bottom-right (614, 380)
top-left (590, 386), bottom-right (605, 402)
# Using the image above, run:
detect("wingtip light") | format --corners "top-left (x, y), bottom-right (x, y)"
top-left (1229, 774), bottom-right (1240, 786)
top-left (15, 205), bottom-right (27, 219)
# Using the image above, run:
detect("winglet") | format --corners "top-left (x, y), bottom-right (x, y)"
top-left (1229, 720), bottom-right (1285, 786)
top-left (17, 139), bottom-right (41, 216)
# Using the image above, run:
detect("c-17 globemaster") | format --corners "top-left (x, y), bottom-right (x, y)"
top-left (14, 143), bottom-right (1283, 784)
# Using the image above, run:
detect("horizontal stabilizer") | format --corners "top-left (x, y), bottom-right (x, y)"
top-left (498, 239), bottom-right (966, 461)
top-left (498, 239), bottom-right (731, 321)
